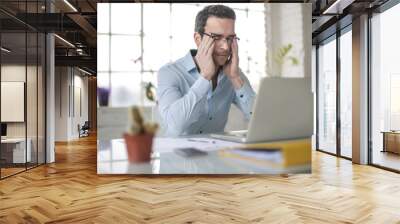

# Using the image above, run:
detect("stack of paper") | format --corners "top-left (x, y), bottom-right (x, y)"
top-left (152, 137), bottom-right (243, 153)
top-left (227, 149), bottom-right (283, 163)
top-left (219, 138), bottom-right (311, 167)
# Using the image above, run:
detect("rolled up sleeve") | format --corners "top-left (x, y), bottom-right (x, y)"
top-left (233, 71), bottom-right (256, 120)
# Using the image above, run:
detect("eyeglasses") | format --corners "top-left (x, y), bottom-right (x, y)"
top-left (200, 32), bottom-right (240, 44)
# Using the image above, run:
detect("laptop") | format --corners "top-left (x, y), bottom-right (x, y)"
top-left (211, 77), bottom-right (313, 143)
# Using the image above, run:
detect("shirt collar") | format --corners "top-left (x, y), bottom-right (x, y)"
top-left (182, 49), bottom-right (198, 72)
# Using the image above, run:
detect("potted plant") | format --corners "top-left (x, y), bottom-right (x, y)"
top-left (123, 106), bottom-right (159, 163)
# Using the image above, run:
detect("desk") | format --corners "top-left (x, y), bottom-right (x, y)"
top-left (381, 131), bottom-right (400, 154)
top-left (1, 138), bottom-right (31, 164)
top-left (97, 137), bottom-right (311, 175)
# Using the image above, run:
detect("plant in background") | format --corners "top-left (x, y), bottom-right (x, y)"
top-left (273, 43), bottom-right (299, 67)
top-left (268, 43), bottom-right (300, 77)
top-left (124, 106), bottom-right (159, 163)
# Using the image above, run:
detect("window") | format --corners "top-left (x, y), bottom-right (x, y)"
top-left (339, 28), bottom-right (352, 158)
top-left (0, 1), bottom-right (46, 179)
top-left (317, 36), bottom-right (337, 154)
top-left (316, 27), bottom-right (353, 159)
top-left (371, 2), bottom-right (400, 171)
top-left (97, 3), bottom-right (266, 107)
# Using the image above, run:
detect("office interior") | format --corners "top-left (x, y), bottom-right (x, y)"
top-left (313, 0), bottom-right (400, 172)
top-left (96, 3), bottom-right (313, 174)
top-left (0, 0), bottom-right (399, 222)
top-left (0, 0), bottom-right (97, 179)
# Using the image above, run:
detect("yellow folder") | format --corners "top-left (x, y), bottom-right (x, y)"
top-left (218, 138), bottom-right (311, 167)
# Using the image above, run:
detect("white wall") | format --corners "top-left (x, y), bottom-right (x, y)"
top-left (55, 67), bottom-right (89, 141)
top-left (55, 66), bottom-right (68, 141)
top-left (265, 3), bottom-right (311, 78)
top-left (1, 63), bottom-right (46, 163)
top-left (1, 65), bottom-right (26, 134)
top-left (72, 73), bottom-right (89, 138)
top-left (1, 65), bottom-right (40, 137)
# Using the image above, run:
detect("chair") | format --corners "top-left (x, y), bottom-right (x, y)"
top-left (79, 121), bottom-right (90, 138)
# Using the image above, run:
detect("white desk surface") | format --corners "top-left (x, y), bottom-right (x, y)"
top-left (1, 137), bottom-right (32, 163)
top-left (1, 138), bottom-right (27, 143)
top-left (97, 136), bottom-right (311, 175)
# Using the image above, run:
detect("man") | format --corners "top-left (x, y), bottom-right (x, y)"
top-left (157, 5), bottom-right (255, 136)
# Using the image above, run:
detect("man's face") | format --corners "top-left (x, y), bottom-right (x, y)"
top-left (195, 17), bottom-right (236, 66)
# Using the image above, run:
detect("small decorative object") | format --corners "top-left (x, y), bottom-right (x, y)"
top-left (145, 82), bottom-right (156, 102)
top-left (123, 106), bottom-right (159, 163)
top-left (97, 87), bottom-right (110, 106)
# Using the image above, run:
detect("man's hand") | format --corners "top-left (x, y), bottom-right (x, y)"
top-left (223, 38), bottom-right (243, 89)
top-left (194, 36), bottom-right (216, 81)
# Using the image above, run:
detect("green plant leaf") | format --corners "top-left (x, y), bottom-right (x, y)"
top-left (289, 56), bottom-right (299, 65)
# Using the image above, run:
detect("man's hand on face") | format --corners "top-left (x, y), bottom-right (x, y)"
top-left (194, 35), bottom-right (216, 81)
top-left (223, 38), bottom-right (240, 80)
top-left (223, 38), bottom-right (243, 89)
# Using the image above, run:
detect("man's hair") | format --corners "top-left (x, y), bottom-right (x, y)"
top-left (194, 5), bottom-right (236, 35)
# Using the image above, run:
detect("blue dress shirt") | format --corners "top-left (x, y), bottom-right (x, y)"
top-left (157, 50), bottom-right (255, 136)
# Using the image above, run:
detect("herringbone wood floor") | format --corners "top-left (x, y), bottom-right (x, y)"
top-left (0, 134), bottom-right (400, 224)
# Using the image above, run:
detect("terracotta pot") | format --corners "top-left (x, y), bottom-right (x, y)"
top-left (123, 133), bottom-right (154, 163)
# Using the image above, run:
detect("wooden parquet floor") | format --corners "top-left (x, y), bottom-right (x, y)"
top-left (0, 134), bottom-right (400, 224)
